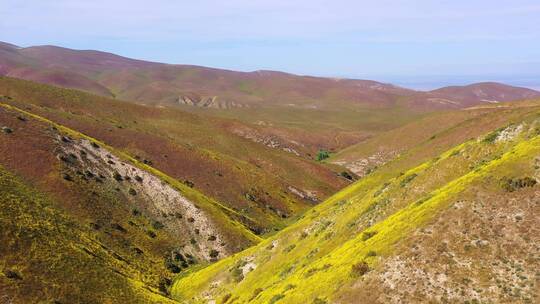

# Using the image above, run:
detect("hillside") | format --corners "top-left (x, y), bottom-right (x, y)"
top-left (0, 76), bottom-right (352, 235)
top-left (1, 42), bottom-right (540, 304)
top-left (171, 101), bottom-right (540, 303)
top-left (330, 100), bottom-right (540, 176)
top-left (406, 82), bottom-right (540, 108)
top-left (0, 101), bottom-right (261, 303)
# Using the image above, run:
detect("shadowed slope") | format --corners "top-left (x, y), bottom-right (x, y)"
top-left (0, 76), bottom-right (350, 233)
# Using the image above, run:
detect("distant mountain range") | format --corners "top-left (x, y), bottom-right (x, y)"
top-left (1, 42), bottom-right (539, 110)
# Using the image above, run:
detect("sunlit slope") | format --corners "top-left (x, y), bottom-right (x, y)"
top-left (0, 166), bottom-right (179, 303)
top-left (330, 100), bottom-right (540, 176)
top-left (171, 109), bottom-right (540, 303)
top-left (0, 76), bottom-right (349, 233)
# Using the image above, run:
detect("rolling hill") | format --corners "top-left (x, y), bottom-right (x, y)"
top-left (171, 98), bottom-right (540, 303)
top-left (0, 100), bottom-right (259, 303)
top-left (0, 76), bottom-right (352, 235)
top-left (2, 42), bottom-right (538, 112)
top-left (1, 41), bottom-right (539, 303)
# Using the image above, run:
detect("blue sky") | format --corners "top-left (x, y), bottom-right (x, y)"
top-left (2, 0), bottom-right (540, 89)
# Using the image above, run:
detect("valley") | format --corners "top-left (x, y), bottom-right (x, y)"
top-left (0, 42), bottom-right (539, 303)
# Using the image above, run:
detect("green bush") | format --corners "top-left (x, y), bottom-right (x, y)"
top-left (269, 294), bottom-right (285, 304)
top-left (316, 150), bottom-right (330, 161)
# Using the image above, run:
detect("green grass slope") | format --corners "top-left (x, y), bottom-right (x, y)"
top-left (171, 107), bottom-right (540, 303)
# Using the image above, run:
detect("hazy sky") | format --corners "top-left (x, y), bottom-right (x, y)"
top-left (2, 0), bottom-right (540, 88)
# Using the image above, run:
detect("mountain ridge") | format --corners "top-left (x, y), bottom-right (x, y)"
top-left (1, 41), bottom-right (538, 111)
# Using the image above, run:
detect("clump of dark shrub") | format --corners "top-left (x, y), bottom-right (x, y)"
top-left (158, 277), bottom-right (172, 295)
top-left (340, 171), bottom-right (354, 180)
top-left (128, 188), bottom-right (137, 196)
top-left (209, 249), bottom-right (220, 259)
top-left (351, 261), bottom-right (370, 277)
top-left (113, 172), bottom-right (123, 181)
top-left (111, 223), bottom-right (127, 233)
top-left (365, 250), bottom-right (377, 258)
top-left (3, 269), bottom-right (22, 280)
top-left (483, 128), bottom-right (504, 143)
top-left (59, 153), bottom-right (78, 165)
top-left (283, 244), bottom-right (296, 253)
top-left (165, 260), bottom-right (181, 273)
top-left (152, 221), bottom-right (164, 230)
top-left (400, 173), bottom-right (418, 187)
top-left (220, 293), bottom-right (232, 303)
top-left (501, 177), bottom-right (537, 192)
top-left (1, 126), bottom-right (13, 134)
top-left (269, 294), bottom-right (285, 304)
top-left (231, 267), bottom-right (244, 283)
top-left (250, 288), bottom-right (264, 301)
top-left (134, 175), bottom-right (143, 183)
top-left (361, 230), bottom-right (378, 241)
top-left (62, 173), bottom-right (73, 181)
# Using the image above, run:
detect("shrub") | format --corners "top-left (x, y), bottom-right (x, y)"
top-left (269, 294), bottom-right (285, 304)
top-left (501, 177), bottom-right (537, 192)
top-left (361, 230), bottom-right (378, 241)
top-left (365, 250), bottom-right (377, 257)
top-left (165, 260), bottom-right (181, 273)
top-left (482, 130), bottom-right (500, 143)
top-left (316, 150), bottom-right (330, 161)
top-left (340, 171), bottom-right (353, 180)
top-left (128, 188), bottom-right (137, 196)
top-left (152, 221), bottom-right (164, 230)
top-left (231, 267), bottom-right (244, 282)
top-left (62, 173), bottom-right (73, 182)
top-left (250, 288), bottom-right (264, 301)
top-left (351, 261), bottom-right (370, 277)
top-left (1, 126), bottom-right (13, 134)
top-left (113, 172), bottom-right (123, 181)
top-left (400, 173), bottom-right (418, 187)
top-left (220, 293), bottom-right (232, 304)
top-left (3, 269), bottom-right (22, 280)
top-left (158, 277), bottom-right (172, 295)
top-left (283, 244), bottom-right (296, 253)
top-left (283, 284), bottom-right (296, 292)
top-left (209, 249), bottom-right (220, 259)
